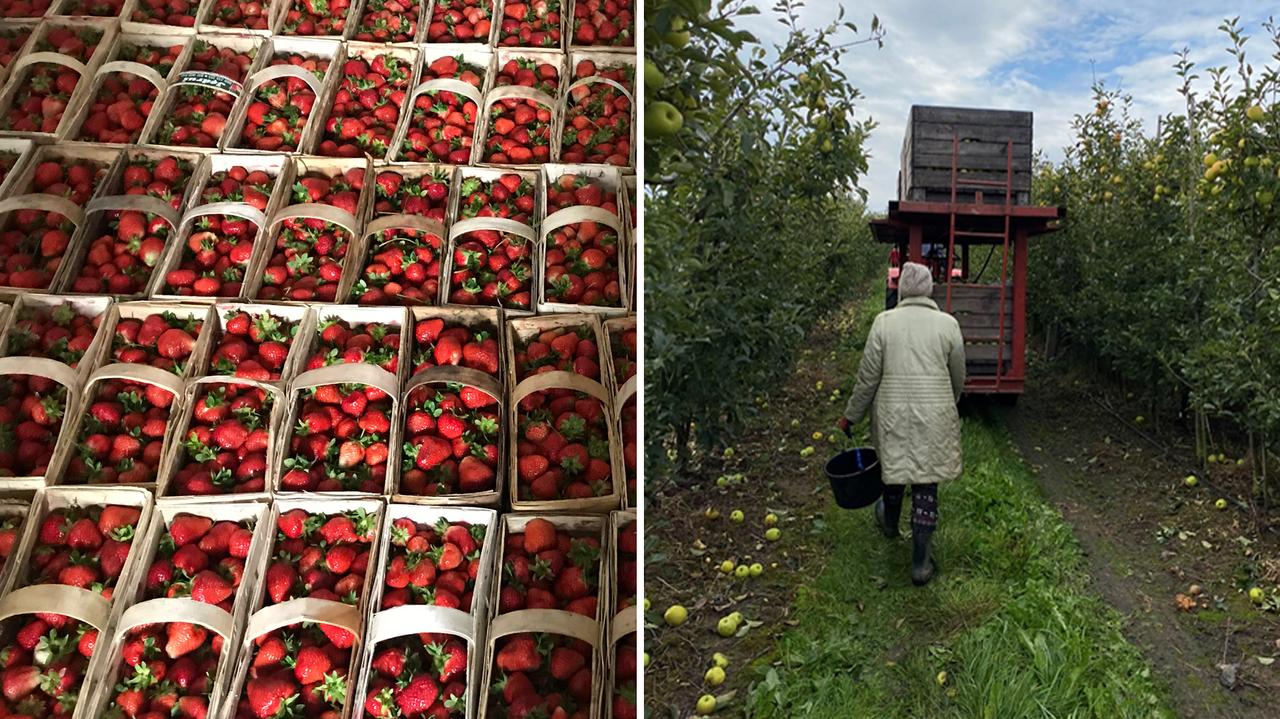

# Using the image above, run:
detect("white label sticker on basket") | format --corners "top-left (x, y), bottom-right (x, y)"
top-left (175, 71), bottom-right (243, 96)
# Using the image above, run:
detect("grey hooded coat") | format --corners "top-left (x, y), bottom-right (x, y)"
top-left (843, 264), bottom-right (966, 485)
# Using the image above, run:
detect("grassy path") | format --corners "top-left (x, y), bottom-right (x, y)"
top-left (646, 289), bottom-right (1174, 718)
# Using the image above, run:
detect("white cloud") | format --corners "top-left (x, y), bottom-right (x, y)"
top-left (736, 1), bottom-right (1279, 208)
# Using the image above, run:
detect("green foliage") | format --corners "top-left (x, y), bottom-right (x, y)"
top-left (1031, 18), bottom-right (1280, 456)
top-left (644, 0), bottom-right (885, 473)
top-left (747, 418), bottom-right (1172, 718)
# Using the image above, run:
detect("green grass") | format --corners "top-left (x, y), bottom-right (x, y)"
top-left (743, 298), bottom-right (1174, 719)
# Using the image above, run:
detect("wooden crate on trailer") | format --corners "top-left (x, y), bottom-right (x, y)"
top-left (899, 105), bottom-right (1032, 205)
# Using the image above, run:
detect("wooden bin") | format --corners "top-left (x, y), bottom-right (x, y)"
top-left (341, 162), bottom-right (456, 306)
top-left (276, 363), bottom-right (402, 497)
top-left (52, 194), bottom-right (185, 300)
top-left (245, 155), bottom-right (373, 302)
top-left (507, 371), bottom-right (622, 513)
top-left (137, 34), bottom-right (264, 150)
top-left (899, 105), bottom-right (1032, 205)
top-left (58, 31), bottom-right (193, 145)
top-left (559, 50), bottom-right (634, 169)
top-left (44, 362), bottom-right (189, 490)
top-left (218, 495), bottom-right (384, 719)
top-left (0, 584), bottom-right (120, 719)
top-left (85, 300), bottom-right (217, 380)
top-left (397, 366), bottom-right (504, 507)
top-left (78, 498), bottom-right (273, 717)
top-left (385, 44), bottom-right (491, 164)
top-left (155, 376), bottom-right (287, 503)
top-left (0, 484), bottom-right (155, 598)
top-left (220, 36), bottom-right (344, 155)
top-left (0, 17), bottom-right (119, 141)
top-left (0, 293), bottom-right (112, 384)
top-left (0, 357), bottom-right (83, 491)
top-left (479, 609), bottom-right (604, 719)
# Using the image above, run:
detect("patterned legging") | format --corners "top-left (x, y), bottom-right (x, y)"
top-left (881, 484), bottom-right (938, 533)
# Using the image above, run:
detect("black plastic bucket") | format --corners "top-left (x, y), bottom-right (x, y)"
top-left (825, 447), bottom-right (884, 509)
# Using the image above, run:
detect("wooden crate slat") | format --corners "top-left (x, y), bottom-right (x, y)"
top-left (909, 122), bottom-right (1033, 144)
top-left (908, 168), bottom-right (1032, 191)
top-left (912, 106), bottom-right (1032, 126)
top-left (910, 138), bottom-right (1033, 159)
top-left (963, 343), bottom-right (1014, 363)
top-left (910, 152), bottom-right (1032, 172)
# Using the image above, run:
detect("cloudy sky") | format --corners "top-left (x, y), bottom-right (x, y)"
top-left (739, 0), bottom-right (1280, 208)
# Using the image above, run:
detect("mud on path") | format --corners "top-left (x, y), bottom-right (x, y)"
top-left (1002, 358), bottom-right (1280, 717)
top-left (644, 298), bottom-right (873, 717)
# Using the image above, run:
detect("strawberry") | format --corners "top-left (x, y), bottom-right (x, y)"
top-left (541, 174), bottom-right (624, 307)
top-left (256, 168), bottom-right (365, 302)
top-left (498, 0), bottom-right (562, 47)
top-left (153, 40), bottom-right (252, 147)
top-left (353, 0), bottom-right (422, 42)
top-left (282, 383), bottom-right (393, 493)
top-left (426, 0), bottom-right (493, 42)
top-left (399, 55), bottom-right (484, 164)
top-left (211, 309), bottom-right (298, 381)
top-left (245, 671), bottom-right (300, 718)
top-left (73, 43), bottom-right (182, 143)
top-left (317, 53), bottom-right (411, 160)
top-left (63, 377), bottom-right (174, 486)
top-left (232, 52), bottom-right (328, 153)
top-left (0, 374), bottom-right (69, 478)
top-left (571, 0), bottom-right (633, 47)
top-left (168, 382), bottom-right (274, 498)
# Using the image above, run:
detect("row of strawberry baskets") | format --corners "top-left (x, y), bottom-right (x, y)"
top-left (0, 22), bottom-right (634, 168)
top-left (0, 296), bottom-right (638, 509)
top-left (0, 144), bottom-right (637, 312)
top-left (0, 486), bottom-right (638, 719)
top-left (0, 0), bottom-right (633, 51)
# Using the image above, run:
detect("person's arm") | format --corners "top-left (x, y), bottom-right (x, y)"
top-left (843, 317), bottom-right (885, 425)
top-left (947, 321), bottom-right (966, 403)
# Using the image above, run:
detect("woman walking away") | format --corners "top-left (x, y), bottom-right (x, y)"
top-left (837, 262), bottom-right (965, 586)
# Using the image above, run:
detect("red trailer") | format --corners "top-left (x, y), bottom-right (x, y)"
top-left (870, 106), bottom-right (1064, 395)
